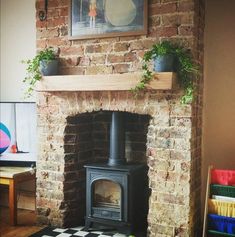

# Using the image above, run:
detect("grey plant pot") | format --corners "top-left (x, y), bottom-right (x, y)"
top-left (39, 59), bottom-right (58, 76)
top-left (153, 54), bottom-right (176, 72)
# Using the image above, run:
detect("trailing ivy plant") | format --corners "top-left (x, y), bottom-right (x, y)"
top-left (132, 41), bottom-right (198, 104)
top-left (22, 48), bottom-right (56, 97)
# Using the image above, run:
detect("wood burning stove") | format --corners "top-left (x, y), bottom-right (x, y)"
top-left (84, 112), bottom-right (148, 234)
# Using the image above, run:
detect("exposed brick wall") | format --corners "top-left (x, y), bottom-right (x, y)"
top-left (36, 0), bottom-right (205, 236)
top-left (63, 114), bottom-right (93, 226)
top-left (36, 0), bottom-right (200, 75)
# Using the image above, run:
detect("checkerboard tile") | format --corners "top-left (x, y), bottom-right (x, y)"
top-left (29, 226), bottom-right (128, 237)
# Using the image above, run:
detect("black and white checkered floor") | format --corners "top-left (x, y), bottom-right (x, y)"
top-left (30, 226), bottom-right (128, 237)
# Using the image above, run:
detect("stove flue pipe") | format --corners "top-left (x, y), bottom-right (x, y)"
top-left (108, 112), bottom-right (126, 166)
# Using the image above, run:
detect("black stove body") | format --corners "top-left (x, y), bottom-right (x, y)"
top-left (84, 112), bottom-right (148, 234)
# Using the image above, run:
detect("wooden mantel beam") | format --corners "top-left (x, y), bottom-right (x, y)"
top-left (36, 72), bottom-right (177, 92)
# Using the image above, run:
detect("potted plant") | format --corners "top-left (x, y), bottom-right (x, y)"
top-left (22, 48), bottom-right (58, 97)
top-left (132, 41), bottom-right (198, 104)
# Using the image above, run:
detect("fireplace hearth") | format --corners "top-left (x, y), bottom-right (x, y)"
top-left (84, 112), bottom-right (148, 234)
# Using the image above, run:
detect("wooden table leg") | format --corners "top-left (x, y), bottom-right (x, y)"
top-left (9, 179), bottom-right (17, 225)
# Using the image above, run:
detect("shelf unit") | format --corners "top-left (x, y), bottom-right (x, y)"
top-left (208, 230), bottom-right (235, 237)
top-left (203, 166), bottom-right (235, 237)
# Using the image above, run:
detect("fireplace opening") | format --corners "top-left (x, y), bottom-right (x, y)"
top-left (84, 111), bottom-right (150, 235)
top-left (63, 111), bottom-right (151, 232)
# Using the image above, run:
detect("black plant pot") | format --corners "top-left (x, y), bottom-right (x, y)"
top-left (153, 54), bottom-right (176, 72)
top-left (39, 59), bottom-right (58, 76)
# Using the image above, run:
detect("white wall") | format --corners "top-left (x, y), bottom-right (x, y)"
top-left (0, 0), bottom-right (36, 102)
top-left (202, 0), bottom-right (235, 207)
top-left (0, 0), bottom-right (36, 210)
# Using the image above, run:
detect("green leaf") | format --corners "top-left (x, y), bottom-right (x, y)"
top-left (21, 47), bottom-right (57, 97)
top-left (131, 40), bottom-right (198, 104)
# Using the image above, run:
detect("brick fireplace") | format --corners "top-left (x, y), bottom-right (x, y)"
top-left (35, 0), bottom-right (205, 236)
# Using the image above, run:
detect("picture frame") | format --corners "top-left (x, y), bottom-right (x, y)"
top-left (68, 0), bottom-right (148, 40)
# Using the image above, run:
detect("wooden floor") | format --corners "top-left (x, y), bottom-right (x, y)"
top-left (0, 207), bottom-right (44, 237)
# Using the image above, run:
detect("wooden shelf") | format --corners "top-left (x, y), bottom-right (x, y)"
top-left (36, 72), bottom-right (177, 92)
top-left (208, 230), bottom-right (235, 237)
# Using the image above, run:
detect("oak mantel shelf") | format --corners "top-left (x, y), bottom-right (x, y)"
top-left (36, 72), bottom-right (177, 92)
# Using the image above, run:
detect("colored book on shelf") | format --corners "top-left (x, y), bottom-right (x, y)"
top-left (203, 166), bottom-right (235, 237)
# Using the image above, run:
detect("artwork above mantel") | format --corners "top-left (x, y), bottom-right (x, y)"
top-left (36, 72), bottom-right (177, 92)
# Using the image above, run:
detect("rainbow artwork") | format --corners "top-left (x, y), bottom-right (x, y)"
top-left (0, 122), bottom-right (11, 154)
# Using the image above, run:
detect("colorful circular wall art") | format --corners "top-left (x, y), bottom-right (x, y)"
top-left (0, 122), bottom-right (11, 154)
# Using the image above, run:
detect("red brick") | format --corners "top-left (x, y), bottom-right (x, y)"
top-left (57, 0), bottom-right (68, 7)
top-left (47, 18), bottom-right (67, 28)
top-left (178, 25), bottom-right (194, 36)
top-left (47, 38), bottom-right (71, 47)
top-left (124, 52), bottom-right (137, 62)
top-left (60, 46), bottom-right (84, 56)
top-left (130, 39), bottom-right (156, 51)
top-left (114, 42), bottom-right (129, 52)
top-left (129, 41), bottom-right (144, 50)
top-left (59, 7), bottom-right (68, 17)
top-left (178, 1), bottom-right (194, 12)
top-left (47, 0), bottom-right (60, 8)
top-left (107, 54), bottom-right (125, 64)
top-left (136, 51), bottom-right (146, 59)
top-left (161, 14), bottom-right (180, 26)
top-left (37, 28), bottom-right (59, 39)
top-left (60, 67), bottom-right (84, 75)
top-left (85, 44), bottom-right (110, 54)
top-left (47, 8), bottom-right (60, 18)
top-left (36, 20), bottom-right (47, 28)
top-left (79, 56), bottom-right (90, 66)
top-left (86, 45), bottom-right (102, 53)
top-left (155, 26), bottom-right (178, 37)
top-left (150, 3), bottom-right (177, 15)
top-left (66, 57), bottom-right (80, 66)
top-left (36, 0), bottom-right (44, 9)
top-left (141, 39), bottom-right (157, 49)
top-left (149, 16), bottom-right (161, 27)
top-left (180, 13), bottom-right (194, 25)
top-left (113, 64), bottom-right (130, 73)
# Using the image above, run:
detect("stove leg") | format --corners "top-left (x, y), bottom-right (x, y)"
top-left (84, 219), bottom-right (92, 231)
top-left (117, 226), bottom-right (132, 236)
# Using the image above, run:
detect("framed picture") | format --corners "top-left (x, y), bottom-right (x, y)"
top-left (68, 0), bottom-right (147, 40)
